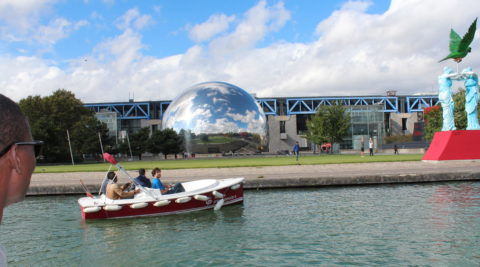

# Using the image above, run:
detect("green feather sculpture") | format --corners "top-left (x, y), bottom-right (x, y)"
top-left (439, 18), bottom-right (477, 63)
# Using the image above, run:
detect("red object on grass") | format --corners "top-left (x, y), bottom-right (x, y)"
top-left (103, 153), bottom-right (118, 165)
top-left (423, 130), bottom-right (480, 161)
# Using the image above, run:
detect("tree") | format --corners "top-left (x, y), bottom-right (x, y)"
top-left (423, 106), bottom-right (442, 141)
top-left (70, 116), bottom-right (111, 159)
top-left (453, 89), bottom-right (467, 130)
top-left (148, 128), bottom-right (184, 159)
top-left (129, 127), bottom-right (150, 160)
top-left (160, 128), bottom-right (183, 159)
top-left (148, 129), bottom-right (165, 155)
top-left (19, 89), bottom-right (109, 162)
top-left (305, 104), bottom-right (351, 153)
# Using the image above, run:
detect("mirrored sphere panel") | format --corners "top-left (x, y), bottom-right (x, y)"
top-left (162, 81), bottom-right (268, 154)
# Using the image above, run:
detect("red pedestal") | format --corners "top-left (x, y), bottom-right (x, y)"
top-left (422, 130), bottom-right (480, 161)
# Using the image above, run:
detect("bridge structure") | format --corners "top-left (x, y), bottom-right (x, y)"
top-left (84, 95), bottom-right (438, 120)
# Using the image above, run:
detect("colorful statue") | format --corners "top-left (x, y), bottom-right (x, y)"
top-left (438, 67), bottom-right (457, 131)
top-left (462, 67), bottom-right (480, 130)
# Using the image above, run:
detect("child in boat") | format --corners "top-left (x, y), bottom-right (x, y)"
top-left (151, 167), bottom-right (185, 194)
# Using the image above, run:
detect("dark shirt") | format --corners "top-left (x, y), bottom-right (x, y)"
top-left (134, 175), bottom-right (152, 188)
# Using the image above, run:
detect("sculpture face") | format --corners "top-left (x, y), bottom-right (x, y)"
top-left (162, 82), bottom-right (268, 154)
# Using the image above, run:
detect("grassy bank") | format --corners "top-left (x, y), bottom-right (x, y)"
top-left (34, 154), bottom-right (423, 173)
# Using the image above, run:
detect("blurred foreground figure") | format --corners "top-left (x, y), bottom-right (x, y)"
top-left (0, 94), bottom-right (42, 266)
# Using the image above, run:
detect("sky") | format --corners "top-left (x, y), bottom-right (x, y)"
top-left (1, 0), bottom-right (479, 103)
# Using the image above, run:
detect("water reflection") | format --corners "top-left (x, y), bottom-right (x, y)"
top-left (429, 183), bottom-right (480, 229)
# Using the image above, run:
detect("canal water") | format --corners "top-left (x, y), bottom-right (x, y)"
top-left (1, 182), bottom-right (480, 266)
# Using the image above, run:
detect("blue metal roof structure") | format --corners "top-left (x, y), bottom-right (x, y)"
top-left (85, 95), bottom-right (439, 120)
top-left (286, 96), bottom-right (399, 115)
top-left (256, 99), bottom-right (277, 115)
top-left (84, 102), bottom-right (150, 119)
top-left (406, 96), bottom-right (439, 113)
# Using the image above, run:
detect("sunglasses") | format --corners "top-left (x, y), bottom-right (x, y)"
top-left (0, 140), bottom-right (44, 159)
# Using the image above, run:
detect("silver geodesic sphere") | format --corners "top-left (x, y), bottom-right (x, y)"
top-left (162, 81), bottom-right (268, 154)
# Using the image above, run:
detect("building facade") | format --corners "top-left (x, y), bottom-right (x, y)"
top-left (86, 94), bottom-right (438, 153)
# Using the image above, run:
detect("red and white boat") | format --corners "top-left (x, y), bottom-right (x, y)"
top-left (78, 177), bottom-right (244, 220)
top-left (78, 153), bottom-right (244, 220)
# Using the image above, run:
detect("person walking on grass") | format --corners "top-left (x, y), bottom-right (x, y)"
top-left (293, 141), bottom-right (300, 161)
top-left (369, 137), bottom-right (374, 156)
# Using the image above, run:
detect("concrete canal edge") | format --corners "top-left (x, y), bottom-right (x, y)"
top-left (243, 172), bottom-right (480, 189)
top-left (27, 170), bottom-right (480, 196)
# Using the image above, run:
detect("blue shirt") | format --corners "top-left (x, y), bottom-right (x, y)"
top-left (134, 175), bottom-right (152, 188)
top-left (151, 178), bottom-right (165, 190)
top-left (293, 144), bottom-right (300, 152)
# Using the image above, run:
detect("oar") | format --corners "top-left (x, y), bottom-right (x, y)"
top-left (79, 179), bottom-right (94, 198)
top-left (102, 153), bottom-right (157, 200)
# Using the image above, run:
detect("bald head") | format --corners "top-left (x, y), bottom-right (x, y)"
top-left (0, 94), bottom-right (29, 150)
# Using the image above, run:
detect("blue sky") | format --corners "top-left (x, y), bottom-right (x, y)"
top-left (0, 0), bottom-right (479, 102)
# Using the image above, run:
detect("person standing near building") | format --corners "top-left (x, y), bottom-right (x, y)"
top-left (369, 137), bottom-right (374, 156)
top-left (360, 136), bottom-right (365, 157)
top-left (0, 94), bottom-right (43, 266)
top-left (293, 141), bottom-right (300, 161)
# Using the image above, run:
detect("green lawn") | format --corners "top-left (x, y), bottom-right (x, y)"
top-left (34, 154), bottom-right (423, 173)
top-left (196, 136), bottom-right (234, 144)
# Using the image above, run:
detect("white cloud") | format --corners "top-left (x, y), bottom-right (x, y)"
top-left (208, 0), bottom-right (291, 55)
top-left (2, 0), bottom-right (480, 104)
top-left (35, 18), bottom-right (88, 45)
top-left (188, 13), bottom-right (236, 42)
top-left (0, 0), bottom-right (57, 34)
top-left (116, 8), bottom-right (153, 31)
top-left (0, 0), bottom-right (87, 48)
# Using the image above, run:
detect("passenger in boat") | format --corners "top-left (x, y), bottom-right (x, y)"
top-left (0, 94), bottom-right (42, 265)
top-left (151, 167), bottom-right (170, 192)
top-left (106, 172), bottom-right (140, 200)
top-left (151, 167), bottom-right (185, 194)
top-left (99, 171), bottom-right (116, 195)
top-left (134, 168), bottom-right (151, 188)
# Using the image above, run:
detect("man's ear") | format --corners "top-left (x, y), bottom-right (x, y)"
top-left (9, 145), bottom-right (23, 175)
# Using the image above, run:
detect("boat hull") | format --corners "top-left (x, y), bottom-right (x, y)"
top-left (79, 178), bottom-right (244, 220)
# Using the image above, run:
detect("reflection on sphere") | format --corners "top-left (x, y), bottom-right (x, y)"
top-left (162, 81), bottom-right (268, 154)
